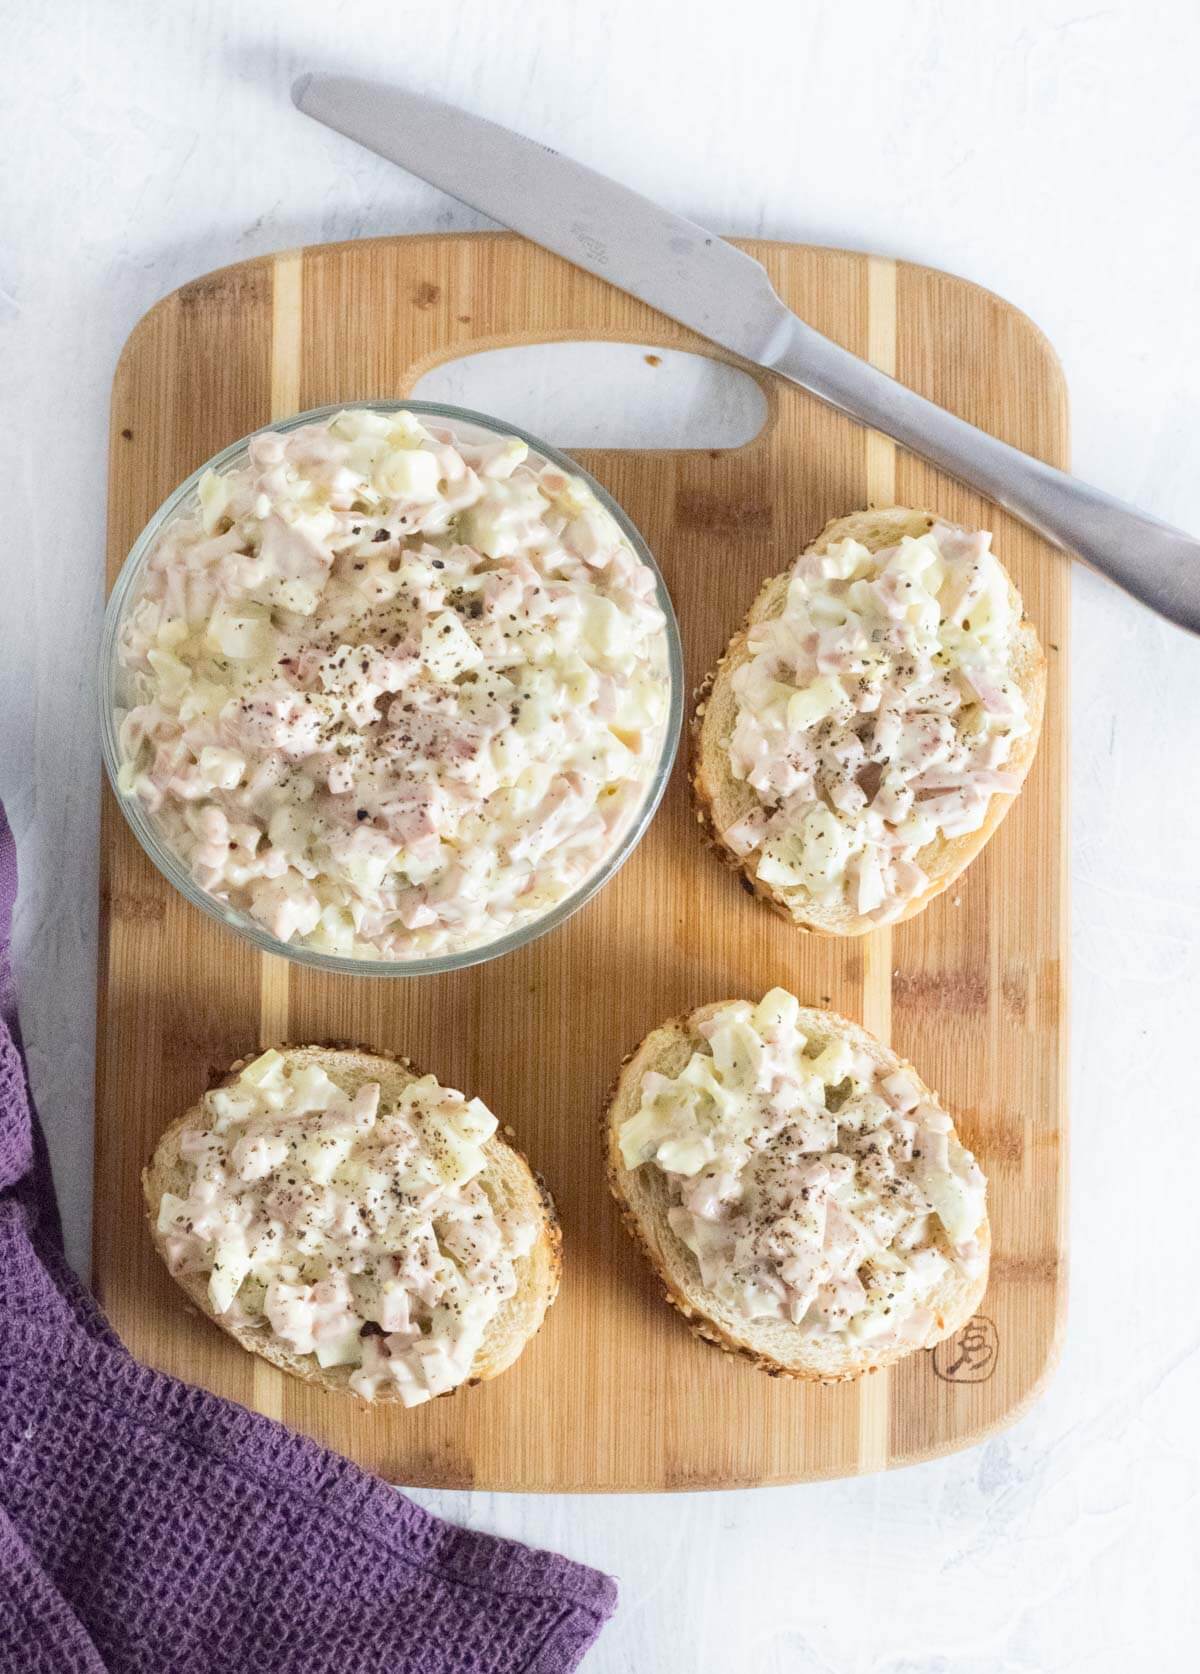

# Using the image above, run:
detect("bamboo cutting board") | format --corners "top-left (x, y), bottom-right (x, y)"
top-left (96, 233), bottom-right (1068, 1490)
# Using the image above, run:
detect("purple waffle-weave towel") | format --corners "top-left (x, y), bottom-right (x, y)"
top-left (0, 801), bottom-right (617, 1673)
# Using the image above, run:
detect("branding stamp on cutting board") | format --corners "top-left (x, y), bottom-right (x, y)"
top-left (931, 1315), bottom-right (999, 1384)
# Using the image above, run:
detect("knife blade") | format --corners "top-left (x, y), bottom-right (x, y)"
top-left (291, 74), bottom-right (789, 365)
top-left (293, 72), bottom-right (1200, 634)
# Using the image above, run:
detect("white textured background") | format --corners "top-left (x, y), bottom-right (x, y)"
top-left (3, 1), bottom-right (1199, 1669)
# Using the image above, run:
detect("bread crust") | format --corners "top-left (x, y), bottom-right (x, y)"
top-left (692, 507), bottom-right (1046, 934)
top-left (144, 1044), bottom-right (561, 1403)
top-left (605, 1001), bottom-right (990, 1383)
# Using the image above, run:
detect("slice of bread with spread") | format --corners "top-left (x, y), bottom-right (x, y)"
top-left (144, 1044), bottom-right (560, 1405)
top-left (693, 507), bottom-right (1045, 934)
top-left (606, 991), bottom-right (989, 1382)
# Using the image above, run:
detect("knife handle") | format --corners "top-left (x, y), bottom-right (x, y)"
top-left (767, 314), bottom-right (1200, 636)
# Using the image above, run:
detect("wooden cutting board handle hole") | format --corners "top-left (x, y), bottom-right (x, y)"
top-left (409, 339), bottom-right (770, 453)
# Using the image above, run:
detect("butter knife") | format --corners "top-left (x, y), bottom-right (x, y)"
top-left (293, 72), bottom-right (1200, 635)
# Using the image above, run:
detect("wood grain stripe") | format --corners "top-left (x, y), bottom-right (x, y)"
top-left (259, 955), bottom-right (292, 1049)
top-left (260, 249), bottom-right (303, 1060)
top-left (858, 256), bottom-right (896, 1048)
top-left (260, 253), bottom-right (300, 1054)
top-left (269, 249), bottom-right (303, 419)
top-left (250, 250), bottom-right (306, 1427)
top-left (856, 1370), bottom-right (891, 1475)
top-left (856, 254), bottom-right (898, 1473)
top-left (864, 255), bottom-right (898, 507)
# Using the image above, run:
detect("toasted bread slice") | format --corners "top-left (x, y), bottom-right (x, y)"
top-left (606, 1001), bottom-right (990, 1382)
top-left (692, 507), bottom-right (1046, 934)
top-left (144, 1045), bottom-right (561, 1401)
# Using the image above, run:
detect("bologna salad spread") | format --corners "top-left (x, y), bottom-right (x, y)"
top-left (156, 1050), bottom-right (531, 1405)
top-left (723, 523), bottom-right (1029, 921)
top-left (618, 989), bottom-right (987, 1345)
top-left (116, 409), bottom-right (670, 959)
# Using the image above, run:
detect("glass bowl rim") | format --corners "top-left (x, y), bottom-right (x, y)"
top-left (98, 398), bottom-right (684, 978)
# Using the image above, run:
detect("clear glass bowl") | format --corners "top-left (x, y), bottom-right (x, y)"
top-left (99, 400), bottom-right (683, 977)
